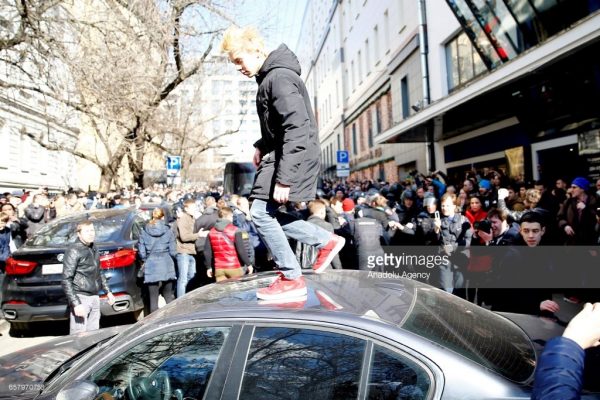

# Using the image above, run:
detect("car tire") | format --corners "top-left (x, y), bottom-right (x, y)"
top-left (9, 322), bottom-right (30, 337)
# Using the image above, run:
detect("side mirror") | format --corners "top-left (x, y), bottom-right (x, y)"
top-left (56, 380), bottom-right (99, 400)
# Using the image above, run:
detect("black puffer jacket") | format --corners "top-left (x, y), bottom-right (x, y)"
top-left (61, 240), bottom-right (110, 307)
top-left (252, 44), bottom-right (320, 202)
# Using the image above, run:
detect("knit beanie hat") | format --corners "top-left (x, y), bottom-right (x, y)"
top-left (571, 177), bottom-right (590, 190)
top-left (342, 198), bottom-right (355, 212)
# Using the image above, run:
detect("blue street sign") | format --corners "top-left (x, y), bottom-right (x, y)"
top-left (166, 156), bottom-right (182, 171)
top-left (337, 150), bottom-right (349, 163)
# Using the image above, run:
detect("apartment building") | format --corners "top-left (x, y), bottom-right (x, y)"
top-left (298, 0), bottom-right (428, 183)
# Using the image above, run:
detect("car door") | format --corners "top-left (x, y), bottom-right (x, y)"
top-left (68, 324), bottom-right (241, 400)
top-left (222, 323), bottom-right (436, 400)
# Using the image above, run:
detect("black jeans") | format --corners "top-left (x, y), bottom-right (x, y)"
top-left (146, 280), bottom-right (175, 313)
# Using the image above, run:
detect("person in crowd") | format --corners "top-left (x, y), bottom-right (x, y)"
top-left (391, 189), bottom-right (419, 245)
top-left (475, 208), bottom-right (521, 246)
top-left (111, 194), bottom-right (125, 209)
top-left (433, 193), bottom-right (472, 293)
top-left (57, 193), bottom-right (85, 217)
top-left (456, 188), bottom-right (469, 214)
top-left (233, 197), bottom-right (268, 271)
top-left (532, 302), bottom-right (600, 400)
top-left (479, 211), bottom-right (558, 316)
top-left (61, 221), bottom-right (115, 334)
top-left (0, 212), bottom-right (12, 272)
top-left (415, 195), bottom-right (439, 246)
top-left (221, 25), bottom-right (344, 301)
top-left (337, 198), bottom-right (357, 270)
top-left (22, 193), bottom-right (55, 238)
top-left (465, 194), bottom-right (488, 227)
top-left (204, 207), bottom-right (254, 282)
top-left (558, 177), bottom-right (598, 245)
top-left (497, 187), bottom-right (543, 223)
top-left (176, 199), bottom-right (201, 298)
top-left (504, 185), bottom-right (525, 211)
top-left (462, 179), bottom-right (476, 197)
top-left (477, 179), bottom-right (496, 210)
top-left (138, 208), bottom-right (177, 313)
top-left (1, 203), bottom-right (27, 248)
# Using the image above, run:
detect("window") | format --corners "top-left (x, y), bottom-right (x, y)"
top-left (90, 327), bottom-right (230, 400)
top-left (383, 10), bottom-right (390, 53)
top-left (367, 345), bottom-right (431, 399)
top-left (350, 61), bottom-right (355, 91)
top-left (365, 39), bottom-right (370, 74)
top-left (445, 32), bottom-right (486, 91)
top-left (240, 327), bottom-right (365, 399)
top-left (368, 111), bottom-right (374, 147)
top-left (375, 103), bottom-right (382, 134)
top-left (352, 123), bottom-right (358, 155)
top-left (373, 25), bottom-right (380, 63)
top-left (358, 50), bottom-right (363, 83)
top-left (401, 76), bottom-right (410, 119)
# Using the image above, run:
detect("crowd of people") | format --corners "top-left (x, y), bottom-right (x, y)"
top-left (1, 169), bottom-right (599, 317)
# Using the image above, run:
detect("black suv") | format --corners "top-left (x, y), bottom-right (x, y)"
top-left (1, 208), bottom-right (149, 334)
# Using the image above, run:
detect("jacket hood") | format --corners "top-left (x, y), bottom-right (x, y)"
top-left (256, 44), bottom-right (301, 83)
top-left (213, 219), bottom-right (232, 232)
top-left (145, 220), bottom-right (170, 237)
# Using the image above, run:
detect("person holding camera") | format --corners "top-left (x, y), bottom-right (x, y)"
top-left (432, 193), bottom-right (472, 293)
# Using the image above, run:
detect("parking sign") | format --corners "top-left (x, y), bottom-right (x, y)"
top-left (336, 150), bottom-right (349, 163)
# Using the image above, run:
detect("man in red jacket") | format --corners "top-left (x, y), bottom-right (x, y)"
top-left (204, 207), bottom-right (254, 282)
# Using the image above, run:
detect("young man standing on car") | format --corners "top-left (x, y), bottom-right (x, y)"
top-left (62, 221), bottom-right (115, 334)
top-left (221, 26), bottom-right (345, 302)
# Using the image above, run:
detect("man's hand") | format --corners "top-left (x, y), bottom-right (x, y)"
top-left (107, 292), bottom-right (115, 306)
top-left (73, 304), bottom-right (86, 317)
top-left (253, 148), bottom-right (262, 168)
top-left (497, 188), bottom-right (509, 200)
top-left (207, 269), bottom-right (213, 278)
top-left (477, 230), bottom-right (493, 243)
top-left (273, 183), bottom-right (290, 204)
top-left (540, 300), bottom-right (560, 313)
top-left (563, 302), bottom-right (600, 350)
top-left (564, 225), bottom-right (575, 236)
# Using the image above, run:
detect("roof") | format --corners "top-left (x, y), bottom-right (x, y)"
top-left (149, 270), bottom-right (418, 326)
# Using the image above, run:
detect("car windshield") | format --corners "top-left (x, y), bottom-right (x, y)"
top-left (26, 213), bottom-right (128, 247)
top-left (400, 286), bottom-right (536, 383)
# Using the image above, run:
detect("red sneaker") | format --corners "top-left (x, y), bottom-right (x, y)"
top-left (257, 275), bottom-right (307, 300)
top-left (313, 235), bottom-right (345, 274)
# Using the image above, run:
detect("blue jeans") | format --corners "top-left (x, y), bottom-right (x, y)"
top-left (176, 254), bottom-right (196, 298)
top-left (250, 199), bottom-right (331, 280)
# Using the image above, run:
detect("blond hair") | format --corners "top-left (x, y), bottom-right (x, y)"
top-left (221, 25), bottom-right (265, 55)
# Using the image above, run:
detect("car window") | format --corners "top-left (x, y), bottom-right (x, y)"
top-left (28, 214), bottom-right (128, 246)
top-left (239, 327), bottom-right (365, 399)
top-left (367, 345), bottom-right (431, 400)
top-left (88, 326), bottom-right (230, 400)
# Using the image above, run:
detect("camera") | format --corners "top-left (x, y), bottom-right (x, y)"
top-left (473, 219), bottom-right (492, 234)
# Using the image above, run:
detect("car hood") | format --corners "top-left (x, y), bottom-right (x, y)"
top-left (0, 326), bottom-right (125, 398)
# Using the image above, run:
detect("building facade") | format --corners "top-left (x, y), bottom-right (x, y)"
top-left (298, 0), bottom-right (428, 184)
top-left (378, 0), bottom-right (600, 185)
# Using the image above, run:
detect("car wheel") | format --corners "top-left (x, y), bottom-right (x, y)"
top-left (9, 322), bottom-right (30, 337)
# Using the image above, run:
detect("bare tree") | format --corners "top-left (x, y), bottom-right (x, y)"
top-left (1, 0), bottom-right (245, 191)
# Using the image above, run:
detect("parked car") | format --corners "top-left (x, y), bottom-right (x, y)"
top-left (1, 208), bottom-right (148, 334)
top-left (1, 270), bottom-right (599, 399)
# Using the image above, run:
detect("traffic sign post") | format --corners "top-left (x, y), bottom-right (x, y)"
top-left (166, 155), bottom-right (182, 176)
top-left (336, 150), bottom-right (350, 177)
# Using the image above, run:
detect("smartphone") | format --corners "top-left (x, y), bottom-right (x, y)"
top-left (434, 211), bottom-right (440, 219)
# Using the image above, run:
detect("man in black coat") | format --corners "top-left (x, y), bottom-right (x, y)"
top-left (61, 221), bottom-right (115, 334)
top-left (221, 26), bottom-right (344, 302)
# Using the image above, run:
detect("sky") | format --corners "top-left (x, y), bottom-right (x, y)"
top-left (232, 0), bottom-right (308, 52)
